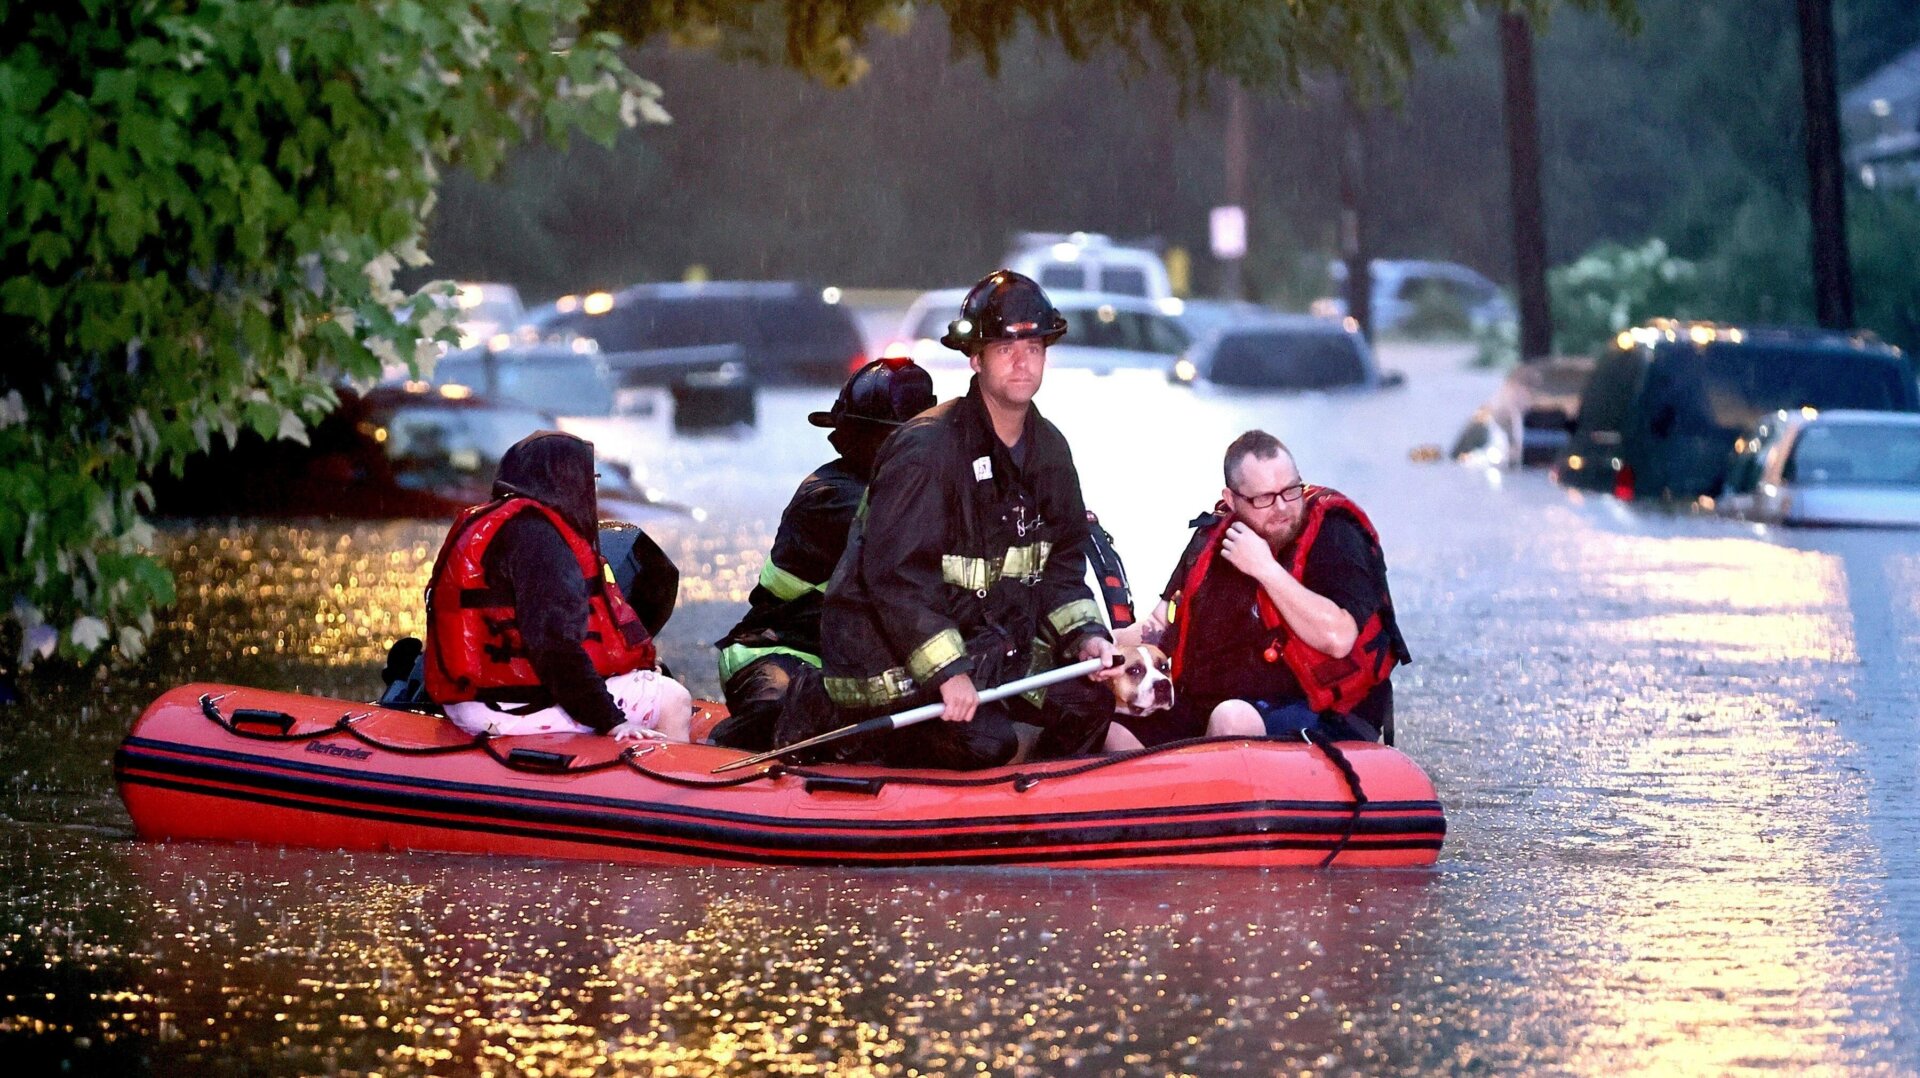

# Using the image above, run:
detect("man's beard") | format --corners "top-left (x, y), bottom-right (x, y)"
top-left (1262, 514), bottom-right (1304, 551)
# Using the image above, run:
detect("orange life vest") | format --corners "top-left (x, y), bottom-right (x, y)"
top-left (424, 497), bottom-right (656, 705)
top-left (1167, 487), bottom-right (1400, 715)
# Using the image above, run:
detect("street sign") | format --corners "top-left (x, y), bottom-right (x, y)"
top-left (1209, 205), bottom-right (1246, 260)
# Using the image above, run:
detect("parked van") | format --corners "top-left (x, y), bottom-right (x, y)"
top-left (1555, 321), bottom-right (1918, 502)
top-left (1004, 232), bottom-right (1181, 315)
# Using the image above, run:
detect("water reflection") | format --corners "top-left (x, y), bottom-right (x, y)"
top-left (8, 349), bottom-right (1920, 1072)
top-left (105, 844), bottom-right (1437, 1075)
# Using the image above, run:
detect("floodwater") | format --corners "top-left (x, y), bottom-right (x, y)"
top-left (7, 343), bottom-right (1920, 1074)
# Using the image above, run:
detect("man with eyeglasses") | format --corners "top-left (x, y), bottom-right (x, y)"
top-left (1109, 429), bottom-right (1410, 748)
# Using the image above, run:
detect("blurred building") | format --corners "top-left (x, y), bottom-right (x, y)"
top-left (1843, 41), bottom-right (1920, 195)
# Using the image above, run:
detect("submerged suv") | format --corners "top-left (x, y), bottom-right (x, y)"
top-left (1555, 321), bottom-right (1918, 502)
top-left (539, 281), bottom-right (865, 385)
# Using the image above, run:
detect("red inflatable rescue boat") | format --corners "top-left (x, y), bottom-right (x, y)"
top-left (116, 684), bottom-right (1446, 868)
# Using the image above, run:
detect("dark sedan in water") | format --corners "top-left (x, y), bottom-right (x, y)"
top-left (1168, 315), bottom-right (1405, 392)
top-left (148, 384), bottom-right (689, 521)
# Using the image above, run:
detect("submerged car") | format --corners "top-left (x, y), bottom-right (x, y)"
top-left (148, 384), bottom-right (691, 521)
top-left (1175, 298), bottom-right (1273, 342)
top-left (447, 281), bottom-right (526, 350)
top-left (535, 280), bottom-right (864, 385)
top-left (1556, 322), bottom-right (1918, 502)
top-left (1313, 259), bottom-right (1514, 337)
top-left (433, 344), bottom-right (620, 417)
top-left (1451, 356), bottom-right (1595, 468)
top-left (1716, 409), bottom-right (1920, 527)
top-left (882, 289), bottom-right (1189, 375)
top-left (1169, 315), bottom-right (1405, 391)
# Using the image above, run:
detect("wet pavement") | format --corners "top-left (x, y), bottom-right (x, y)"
top-left (6, 343), bottom-right (1920, 1073)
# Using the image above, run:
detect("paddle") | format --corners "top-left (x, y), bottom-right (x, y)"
top-left (710, 656), bottom-right (1114, 773)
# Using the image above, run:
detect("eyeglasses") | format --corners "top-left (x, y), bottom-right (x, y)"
top-left (1231, 482), bottom-right (1307, 510)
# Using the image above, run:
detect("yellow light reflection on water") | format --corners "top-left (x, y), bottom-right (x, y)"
top-left (162, 523), bottom-right (443, 669)
top-left (1522, 527), bottom-right (1901, 1074)
top-left (1583, 537), bottom-right (1856, 663)
top-left (99, 849), bottom-right (1429, 1076)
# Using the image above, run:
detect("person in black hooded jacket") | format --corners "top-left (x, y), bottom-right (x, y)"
top-left (424, 430), bottom-right (691, 741)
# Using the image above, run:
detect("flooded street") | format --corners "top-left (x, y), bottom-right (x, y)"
top-left (7, 343), bottom-right (1920, 1073)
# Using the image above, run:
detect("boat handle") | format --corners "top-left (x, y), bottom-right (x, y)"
top-left (802, 775), bottom-right (885, 796)
top-left (505, 748), bottom-right (577, 772)
top-left (230, 708), bottom-right (297, 735)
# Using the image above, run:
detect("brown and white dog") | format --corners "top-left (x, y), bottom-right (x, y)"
top-left (1107, 643), bottom-right (1175, 717)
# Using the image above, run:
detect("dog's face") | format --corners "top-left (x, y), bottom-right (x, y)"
top-left (1109, 644), bottom-right (1174, 717)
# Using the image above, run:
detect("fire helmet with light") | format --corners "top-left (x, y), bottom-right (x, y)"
top-left (940, 270), bottom-right (1068, 353)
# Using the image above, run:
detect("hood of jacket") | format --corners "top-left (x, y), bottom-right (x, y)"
top-left (492, 430), bottom-right (599, 542)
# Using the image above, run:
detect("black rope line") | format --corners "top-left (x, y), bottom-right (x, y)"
top-left (198, 694), bottom-right (1390, 810)
top-left (620, 754), bottom-right (784, 788)
top-left (338, 716), bottom-right (475, 756)
top-left (201, 694), bottom-right (475, 756)
top-left (1301, 728), bottom-right (1368, 868)
top-left (776, 735), bottom-right (1226, 793)
top-left (199, 693), bottom-right (769, 780)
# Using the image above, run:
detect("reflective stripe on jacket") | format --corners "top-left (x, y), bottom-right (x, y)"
top-left (714, 458), bottom-right (868, 684)
top-left (820, 379), bottom-right (1108, 709)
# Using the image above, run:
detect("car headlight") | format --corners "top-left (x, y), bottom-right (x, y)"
top-left (1172, 358), bottom-right (1196, 383)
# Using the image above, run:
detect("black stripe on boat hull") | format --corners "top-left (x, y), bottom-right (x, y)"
top-left (119, 737), bottom-right (1445, 836)
top-left (116, 751), bottom-right (1443, 867)
top-left (120, 771), bottom-right (1444, 867)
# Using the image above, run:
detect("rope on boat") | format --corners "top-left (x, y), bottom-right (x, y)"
top-left (479, 740), bottom-right (628, 774)
top-left (340, 715), bottom-right (475, 756)
top-left (198, 693), bottom-right (598, 774)
top-left (777, 735), bottom-right (1224, 792)
top-left (200, 695), bottom-right (339, 742)
top-left (195, 693), bottom-right (1226, 787)
top-left (619, 755), bottom-right (784, 789)
top-left (1301, 728), bottom-right (1367, 867)
top-left (197, 694), bottom-right (1387, 825)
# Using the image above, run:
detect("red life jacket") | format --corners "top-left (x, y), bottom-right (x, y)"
top-left (1166, 487), bottom-right (1400, 715)
top-left (424, 496), bottom-right (656, 705)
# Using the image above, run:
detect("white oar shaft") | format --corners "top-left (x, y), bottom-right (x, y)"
top-left (880, 656), bottom-right (1106, 729)
top-left (709, 655), bottom-right (1111, 773)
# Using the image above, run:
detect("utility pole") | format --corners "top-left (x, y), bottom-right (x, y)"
top-left (1338, 86), bottom-right (1373, 342)
top-left (1220, 83), bottom-right (1249, 300)
top-left (1796, 0), bottom-right (1855, 329)
top-left (1500, 12), bottom-right (1553, 362)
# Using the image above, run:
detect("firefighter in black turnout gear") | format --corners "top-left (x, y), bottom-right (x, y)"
top-left (783, 270), bottom-right (1124, 770)
top-left (709, 358), bottom-right (937, 750)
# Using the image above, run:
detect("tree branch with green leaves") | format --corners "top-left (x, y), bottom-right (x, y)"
top-left (1, 0), bottom-right (662, 667)
top-left (584, 0), bottom-right (1637, 94)
top-left (2, 0), bottom-right (1635, 672)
